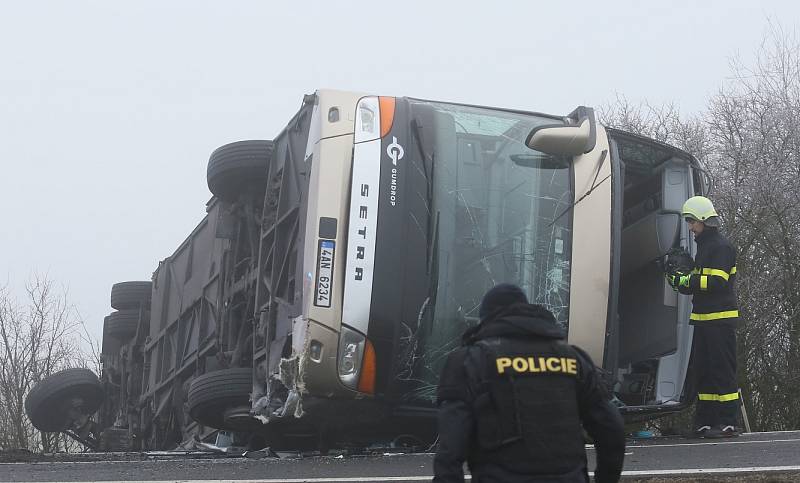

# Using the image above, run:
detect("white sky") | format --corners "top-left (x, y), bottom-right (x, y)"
top-left (1, 0), bottom-right (798, 342)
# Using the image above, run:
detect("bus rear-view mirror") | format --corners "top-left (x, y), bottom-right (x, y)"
top-left (525, 106), bottom-right (597, 157)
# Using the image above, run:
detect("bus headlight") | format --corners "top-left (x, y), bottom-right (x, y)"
top-left (338, 325), bottom-right (366, 389)
top-left (355, 97), bottom-right (381, 143)
top-left (359, 105), bottom-right (376, 133)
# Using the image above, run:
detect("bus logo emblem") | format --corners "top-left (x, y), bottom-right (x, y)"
top-left (387, 137), bottom-right (404, 165)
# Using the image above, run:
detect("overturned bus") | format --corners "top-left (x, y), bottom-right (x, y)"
top-left (26, 90), bottom-right (707, 451)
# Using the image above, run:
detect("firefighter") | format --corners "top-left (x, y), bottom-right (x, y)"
top-left (433, 283), bottom-right (625, 483)
top-left (666, 195), bottom-right (739, 438)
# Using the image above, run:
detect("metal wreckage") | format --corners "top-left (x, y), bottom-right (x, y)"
top-left (26, 89), bottom-right (708, 451)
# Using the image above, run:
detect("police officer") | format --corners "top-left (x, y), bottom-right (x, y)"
top-left (666, 196), bottom-right (739, 438)
top-left (433, 283), bottom-right (625, 483)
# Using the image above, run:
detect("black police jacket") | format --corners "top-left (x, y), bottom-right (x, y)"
top-left (679, 228), bottom-right (739, 326)
top-left (433, 303), bottom-right (625, 483)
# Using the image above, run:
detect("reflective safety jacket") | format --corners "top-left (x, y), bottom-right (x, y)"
top-left (433, 304), bottom-right (625, 483)
top-left (679, 228), bottom-right (739, 326)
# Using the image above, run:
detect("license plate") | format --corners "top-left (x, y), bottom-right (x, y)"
top-left (314, 240), bottom-right (335, 307)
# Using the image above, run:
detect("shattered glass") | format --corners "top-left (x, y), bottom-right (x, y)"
top-left (399, 101), bottom-right (574, 402)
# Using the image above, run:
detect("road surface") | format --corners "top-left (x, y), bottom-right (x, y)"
top-left (2, 431), bottom-right (799, 482)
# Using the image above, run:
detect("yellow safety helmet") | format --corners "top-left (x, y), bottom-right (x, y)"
top-left (682, 196), bottom-right (719, 226)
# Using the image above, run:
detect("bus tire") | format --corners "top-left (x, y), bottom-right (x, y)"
top-left (187, 368), bottom-right (253, 430)
top-left (104, 310), bottom-right (140, 341)
top-left (110, 281), bottom-right (152, 310)
top-left (25, 368), bottom-right (104, 432)
top-left (207, 140), bottom-right (274, 202)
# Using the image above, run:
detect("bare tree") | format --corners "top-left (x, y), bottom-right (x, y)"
top-left (599, 93), bottom-right (711, 159)
top-left (0, 274), bottom-right (94, 452)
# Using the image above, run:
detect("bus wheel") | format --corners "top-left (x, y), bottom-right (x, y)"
top-left (104, 310), bottom-right (140, 341)
top-left (207, 140), bottom-right (274, 203)
top-left (223, 405), bottom-right (259, 431)
top-left (187, 368), bottom-right (253, 430)
top-left (25, 368), bottom-right (104, 432)
top-left (110, 281), bottom-right (152, 310)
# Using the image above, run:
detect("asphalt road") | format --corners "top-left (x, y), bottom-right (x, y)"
top-left (2, 431), bottom-right (800, 482)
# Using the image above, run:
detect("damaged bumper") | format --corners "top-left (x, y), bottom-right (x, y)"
top-left (253, 316), bottom-right (362, 424)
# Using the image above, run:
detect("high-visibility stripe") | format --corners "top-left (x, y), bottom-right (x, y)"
top-left (700, 275), bottom-right (708, 290)
top-left (730, 266), bottom-right (737, 275)
top-left (690, 310), bottom-right (740, 321)
top-left (702, 268), bottom-right (730, 280)
top-left (698, 392), bottom-right (740, 402)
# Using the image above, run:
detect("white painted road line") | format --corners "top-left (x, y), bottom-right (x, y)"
top-left (2, 480), bottom-right (443, 483)
top-left (10, 466), bottom-right (800, 483)
top-left (626, 438), bottom-right (800, 449)
top-left (622, 465), bottom-right (800, 476)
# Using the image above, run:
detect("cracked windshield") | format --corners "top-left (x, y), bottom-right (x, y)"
top-left (403, 101), bottom-right (574, 401)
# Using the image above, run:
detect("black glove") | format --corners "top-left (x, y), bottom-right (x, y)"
top-left (664, 247), bottom-right (694, 274)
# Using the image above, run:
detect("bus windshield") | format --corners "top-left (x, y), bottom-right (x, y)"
top-left (402, 100), bottom-right (575, 401)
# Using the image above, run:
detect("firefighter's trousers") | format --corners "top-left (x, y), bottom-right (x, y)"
top-left (692, 324), bottom-right (738, 427)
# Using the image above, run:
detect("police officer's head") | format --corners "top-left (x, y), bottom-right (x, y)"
top-left (479, 283), bottom-right (529, 320)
